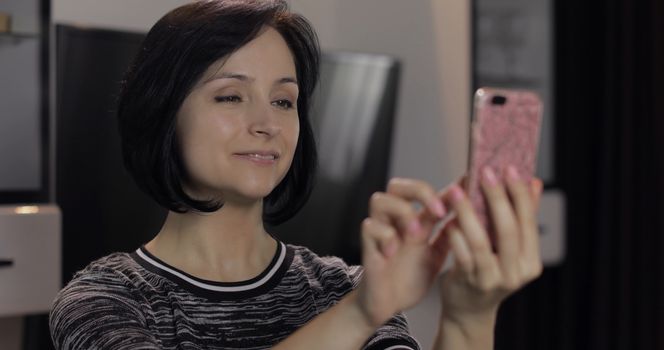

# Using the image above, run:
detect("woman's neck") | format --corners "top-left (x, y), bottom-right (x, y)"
top-left (145, 200), bottom-right (277, 283)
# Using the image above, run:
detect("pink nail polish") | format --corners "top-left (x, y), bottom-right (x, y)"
top-left (408, 220), bottom-right (422, 236)
top-left (449, 185), bottom-right (465, 202)
top-left (429, 199), bottom-right (446, 218)
top-left (506, 165), bottom-right (520, 181)
top-left (482, 166), bottom-right (499, 186)
top-left (385, 240), bottom-right (398, 257)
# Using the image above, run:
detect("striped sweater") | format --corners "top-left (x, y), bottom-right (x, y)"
top-left (49, 241), bottom-right (420, 349)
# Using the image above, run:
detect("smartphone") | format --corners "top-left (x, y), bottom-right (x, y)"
top-left (465, 87), bottom-right (543, 245)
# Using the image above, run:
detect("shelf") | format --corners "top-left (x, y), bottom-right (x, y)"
top-left (0, 32), bottom-right (38, 39)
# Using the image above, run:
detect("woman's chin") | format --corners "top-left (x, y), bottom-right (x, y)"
top-left (220, 186), bottom-right (276, 205)
top-left (184, 178), bottom-right (284, 207)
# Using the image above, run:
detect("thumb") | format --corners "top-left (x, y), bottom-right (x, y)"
top-left (360, 218), bottom-right (395, 271)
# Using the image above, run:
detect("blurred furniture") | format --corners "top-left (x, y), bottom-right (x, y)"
top-left (0, 205), bottom-right (60, 317)
top-left (269, 52), bottom-right (401, 264)
top-left (0, 0), bottom-right (49, 205)
top-left (0, 1), bottom-right (54, 349)
top-left (538, 190), bottom-right (566, 266)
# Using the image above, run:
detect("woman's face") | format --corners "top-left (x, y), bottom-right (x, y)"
top-left (176, 27), bottom-right (300, 205)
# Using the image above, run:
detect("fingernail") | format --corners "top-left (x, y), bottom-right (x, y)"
top-left (482, 166), bottom-right (499, 186)
top-left (408, 219), bottom-right (422, 236)
top-left (385, 240), bottom-right (398, 257)
top-left (449, 185), bottom-right (465, 203)
top-left (428, 199), bottom-right (446, 218)
top-left (532, 179), bottom-right (543, 193)
top-left (506, 165), bottom-right (520, 181)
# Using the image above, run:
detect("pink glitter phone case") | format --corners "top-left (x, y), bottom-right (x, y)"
top-left (465, 87), bottom-right (543, 245)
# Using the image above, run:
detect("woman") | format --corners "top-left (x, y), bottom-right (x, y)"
top-left (50, 1), bottom-right (543, 349)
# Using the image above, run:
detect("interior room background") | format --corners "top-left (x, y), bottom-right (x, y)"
top-left (0, 0), bottom-right (662, 349)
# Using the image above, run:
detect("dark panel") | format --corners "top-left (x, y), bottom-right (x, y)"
top-left (55, 25), bottom-right (166, 284)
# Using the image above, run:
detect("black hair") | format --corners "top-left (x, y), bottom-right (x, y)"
top-left (117, 0), bottom-right (319, 225)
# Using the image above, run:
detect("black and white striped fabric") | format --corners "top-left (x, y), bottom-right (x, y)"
top-left (50, 241), bottom-right (420, 349)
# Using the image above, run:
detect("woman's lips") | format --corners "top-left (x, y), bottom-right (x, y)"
top-left (233, 152), bottom-right (280, 165)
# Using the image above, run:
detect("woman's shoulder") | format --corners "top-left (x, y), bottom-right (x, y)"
top-left (52, 252), bottom-right (148, 310)
top-left (67, 252), bottom-right (143, 286)
top-left (49, 252), bottom-right (157, 348)
top-left (286, 244), bottom-right (364, 288)
top-left (287, 243), bottom-right (356, 270)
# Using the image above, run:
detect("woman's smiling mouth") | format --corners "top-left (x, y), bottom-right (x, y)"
top-left (233, 151), bottom-right (280, 164)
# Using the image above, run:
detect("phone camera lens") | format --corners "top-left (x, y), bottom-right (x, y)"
top-left (491, 95), bottom-right (507, 105)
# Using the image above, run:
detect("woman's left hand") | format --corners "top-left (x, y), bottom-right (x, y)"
top-left (438, 165), bottom-right (544, 329)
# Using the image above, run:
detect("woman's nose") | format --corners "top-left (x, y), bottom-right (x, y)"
top-left (248, 102), bottom-right (280, 137)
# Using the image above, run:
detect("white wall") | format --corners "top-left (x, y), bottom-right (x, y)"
top-left (52, 0), bottom-right (189, 32)
top-left (51, 0), bottom-right (471, 348)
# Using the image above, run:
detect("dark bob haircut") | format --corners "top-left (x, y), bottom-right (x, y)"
top-left (116, 0), bottom-right (319, 225)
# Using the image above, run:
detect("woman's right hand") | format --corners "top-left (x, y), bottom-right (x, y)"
top-left (354, 178), bottom-right (451, 327)
top-left (272, 177), bottom-right (448, 350)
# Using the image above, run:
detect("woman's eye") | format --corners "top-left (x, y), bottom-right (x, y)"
top-left (214, 95), bottom-right (242, 103)
top-left (273, 99), bottom-right (294, 110)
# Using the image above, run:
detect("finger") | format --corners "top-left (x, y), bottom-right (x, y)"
top-left (361, 219), bottom-right (382, 269)
top-left (432, 178), bottom-right (465, 206)
top-left (361, 218), bottom-right (400, 259)
top-left (459, 175), bottom-right (468, 190)
top-left (369, 192), bottom-right (425, 242)
top-left (361, 219), bottom-right (398, 273)
top-left (504, 166), bottom-right (540, 263)
top-left (429, 218), bottom-right (454, 267)
top-left (531, 178), bottom-right (543, 213)
top-left (421, 180), bottom-right (464, 232)
top-left (386, 178), bottom-right (446, 219)
top-left (443, 185), bottom-right (499, 279)
top-left (443, 185), bottom-right (491, 256)
top-left (480, 166), bottom-right (520, 276)
top-left (445, 223), bottom-right (474, 275)
top-left (529, 179), bottom-right (544, 275)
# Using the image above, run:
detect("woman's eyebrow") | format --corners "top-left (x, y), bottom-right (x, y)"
top-left (203, 72), bottom-right (252, 84)
top-left (204, 72), bottom-right (298, 86)
top-left (276, 77), bottom-right (298, 86)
